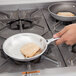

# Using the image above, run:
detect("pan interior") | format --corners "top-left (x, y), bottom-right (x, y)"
top-left (49, 3), bottom-right (76, 16)
top-left (3, 33), bottom-right (47, 59)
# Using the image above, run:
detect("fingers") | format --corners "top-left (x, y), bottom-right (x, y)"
top-left (55, 37), bottom-right (65, 45)
top-left (55, 31), bottom-right (68, 45)
top-left (65, 41), bottom-right (74, 46)
top-left (53, 26), bottom-right (68, 38)
top-left (53, 26), bottom-right (69, 45)
top-left (53, 24), bottom-right (76, 45)
top-left (55, 33), bottom-right (75, 45)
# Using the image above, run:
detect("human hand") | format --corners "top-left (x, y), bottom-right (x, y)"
top-left (53, 23), bottom-right (76, 45)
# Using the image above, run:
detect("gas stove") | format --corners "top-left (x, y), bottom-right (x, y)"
top-left (0, 8), bottom-right (65, 73)
top-left (42, 7), bottom-right (76, 66)
top-left (0, 1), bottom-right (76, 75)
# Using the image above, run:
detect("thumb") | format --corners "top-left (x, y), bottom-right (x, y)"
top-left (53, 26), bottom-right (68, 38)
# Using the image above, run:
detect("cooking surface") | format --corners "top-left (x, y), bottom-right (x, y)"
top-left (0, 1), bottom-right (76, 75)
top-left (42, 8), bottom-right (76, 66)
top-left (0, 9), bottom-right (48, 39)
top-left (0, 8), bottom-right (65, 73)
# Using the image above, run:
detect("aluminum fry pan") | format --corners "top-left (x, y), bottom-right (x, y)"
top-left (3, 33), bottom-right (59, 61)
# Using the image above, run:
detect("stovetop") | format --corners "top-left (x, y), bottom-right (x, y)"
top-left (42, 8), bottom-right (76, 66)
top-left (0, 8), bottom-right (65, 73)
top-left (0, 3), bottom-right (76, 73)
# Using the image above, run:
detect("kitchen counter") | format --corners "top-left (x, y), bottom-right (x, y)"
top-left (0, 0), bottom-right (75, 5)
top-left (0, 66), bottom-right (76, 76)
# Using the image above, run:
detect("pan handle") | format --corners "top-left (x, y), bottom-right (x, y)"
top-left (46, 37), bottom-right (60, 45)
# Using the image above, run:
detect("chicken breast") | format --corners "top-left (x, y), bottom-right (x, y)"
top-left (57, 12), bottom-right (75, 17)
top-left (34, 49), bottom-right (42, 56)
top-left (20, 42), bottom-right (41, 58)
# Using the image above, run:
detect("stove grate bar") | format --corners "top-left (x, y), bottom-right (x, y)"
top-left (17, 9), bottom-right (23, 32)
top-left (42, 55), bottom-right (59, 65)
top-left (0, 21), bottom-right (9, 31)
top-left (53, 21), bottom-right (62, 32)
top-left (0, 36), bottom-right (6, 40)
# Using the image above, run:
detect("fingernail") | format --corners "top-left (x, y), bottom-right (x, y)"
top-left (53, 34), bottom-right (58, 38)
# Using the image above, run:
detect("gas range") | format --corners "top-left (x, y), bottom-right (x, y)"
top-left (0, 8), bottom-right (65, 73)
top-left (42, 7), bottom-right (76, 66)
top-left (0, 1), bottom-right (76, 75)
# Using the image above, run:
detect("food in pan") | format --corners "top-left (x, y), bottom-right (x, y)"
top-left (57, 12), bottom-right (75, 17)
top-left (20, 42), bottom-right (42, 58)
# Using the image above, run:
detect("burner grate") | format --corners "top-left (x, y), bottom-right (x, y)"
top-left (8, 19), bottom-right (44, 30)
top-left (0, 12), bottom-right (9, 20)
top-left (0, 9), bottom-right (48, 38)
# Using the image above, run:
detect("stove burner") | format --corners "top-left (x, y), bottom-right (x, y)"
top-left (8, 19), bottom-right (33, 30)
top-left (55, 19), bottom-right (73, 25)
top-left (30, 56), bottom-right (41, 63)
top-left (53, 21), bottom-right (74, 32)
top-left (22, 19), bottom-right (33, 29)
top-left (62, 21), bottom-right (72, 25)
top-left (12, 56), bottom-right (41, 65)
top-left (44, 44), bottom-right (54, 55)
top-left (71, 45), bottom-right (76, 53)
top-left (1, 47), bottom-right (41, 65)
top-left (55, 20), bottom-right (72, 25)
top-left (8, 20), bottom-right (20, 30)
top-left (0, 45), bottom-right (8, 59)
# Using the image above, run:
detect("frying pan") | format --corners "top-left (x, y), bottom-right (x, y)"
top-left (48, 2), bottom-right (76, 21)
top-left (3, 33), bottom-right (59, 61)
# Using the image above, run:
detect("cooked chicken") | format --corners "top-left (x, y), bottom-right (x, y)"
top-left (20, 42), bottom-right (41, 58)
top-left (57, 12), bottom-right (75, 17)
top-left (34, 49), bottom-right (42, 56)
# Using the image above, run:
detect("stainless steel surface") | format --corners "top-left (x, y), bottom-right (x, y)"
top-left (1, 67), bottom-right (76, 76)
top-left (0, 0), bottom-right (76, 5)
top-left (0, 1), bottom-right (75, 10)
